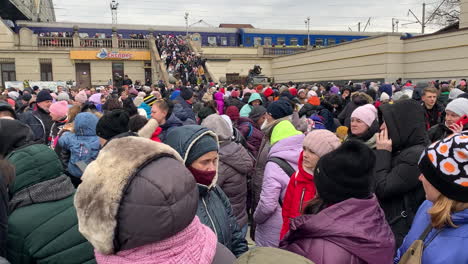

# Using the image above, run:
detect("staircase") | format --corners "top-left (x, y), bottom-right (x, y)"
top-left (187, 39), bottom-right (218, 83)
top-left (149, 37), bottom-right (170, 85)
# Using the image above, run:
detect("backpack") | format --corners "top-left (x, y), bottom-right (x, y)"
top-left (398, 224), bottom-right (441, 264)
top-left (267, 157), bottom-right (296, 207)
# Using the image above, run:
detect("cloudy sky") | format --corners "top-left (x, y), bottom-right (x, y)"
top-left (53, 0), bottom-right (444, 33)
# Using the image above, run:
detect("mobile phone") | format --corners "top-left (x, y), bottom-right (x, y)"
top-left (456, 115), bottom-right (468, 127)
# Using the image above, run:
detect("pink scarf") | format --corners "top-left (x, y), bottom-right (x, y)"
top-left (95, 216), bottom-right (217, 264)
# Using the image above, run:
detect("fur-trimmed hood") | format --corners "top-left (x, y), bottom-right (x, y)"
top-left (74, 137), bottom-right (199, 255)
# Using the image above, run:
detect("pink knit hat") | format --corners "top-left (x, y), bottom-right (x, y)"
top-left (75, 91), bottom-right (88, 104)
top-left (351, 104), bottom-right (377, 128)
top-left (49, 101), bottom-right (69, 118)
top-left (303, 129), bottom-right (341, 157)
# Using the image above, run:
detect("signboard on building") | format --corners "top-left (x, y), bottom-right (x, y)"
top-left (70, 50), bottom-right (151, 61)
top-left (5, 81), bottom-right (67, 92)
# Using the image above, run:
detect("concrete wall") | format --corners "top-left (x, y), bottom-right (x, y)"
top-left (461, 0), bottom-right (468, 29)
top-left (206, 58), bottom-right (272, 82)
top-left (0, 18), bottom-right (15, 49)
top-left (201, 47), bottom-right (259, 56)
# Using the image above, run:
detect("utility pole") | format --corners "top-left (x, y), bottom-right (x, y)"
top-left (304, 17), bottom-right (311, 47)
top-left (422, 2), bottom-right (426, 34)
top-left (110, 0), bottom-right (119, 25)
top-left (184, 12), bottom-right (189, 38)
top-left (358, 22), bottom-right (361, 32)
top-left (407, 1), bottom-right (446, 34)
top-left (392, 18), bottom-right (400, 33)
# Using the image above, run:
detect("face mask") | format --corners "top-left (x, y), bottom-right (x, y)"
top-left (188, 166), bottom-right (216, 186)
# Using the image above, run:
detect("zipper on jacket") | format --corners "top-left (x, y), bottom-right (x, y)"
top-left (299, 188), bottom-right (306, 213)
top-left (202, 197), bottom-right (218, 237)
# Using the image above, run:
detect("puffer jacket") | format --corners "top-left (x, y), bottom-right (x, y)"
top-left (214, 92), bottom-right (225, 115)
top-left (280, 196), bottom-right (395, 264)
top-left (376, 99), bottom-right (429, 247)
top-left (394, 201), bottom-right (468, 264)
top-left (174, 95), bottom-right (197, 123)
top-left (240, 93), bottom-right (263, 117)
top-left (6, 144), bottom-right (95, 264)
top-left (164, 125), bottom-right (249, 257)
top-left (59, 113), bottom-right (100, 178)
top-left (254, 122), bottom-right (304, 247)
top-left (159, 113), bottom-right (184, 142)
top-left (236, 117), bottom-right (264, 157)
top-left (280, 152), bottom-right (316, 240)
top-left (19, 107), bottom-right (53, 143)
top-left (218, 141), bottom-right (254, 228)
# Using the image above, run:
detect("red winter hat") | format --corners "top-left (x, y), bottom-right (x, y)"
top-left (289, 88), bottom-right (298, 97)
top-left (256, 85), bottom-right (264, 93)
top-left (231, 90), bottom-right (240, 98)
top-left (263, 88), bottom-right (274, 98)
top-left (225, 106), bottom-right (240, 122)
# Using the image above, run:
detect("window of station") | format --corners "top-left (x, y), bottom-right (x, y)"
top-left (264, 37), bottom-right (272, 46)
top-left (253, 37), bottom-right (262, 46)
top-left (328, 39), bottom-right (336, 46)
top-left (315, 38), bottom-right (324, 46)
top-left (303, 38), bottom-right (309, 46)
top-left (229, 36), bottom-right (236, 46)
top-left (277, 37), bottom-right (285, 45)
top-left (208, 36), bottom-right (217, 46)
top-left (220, 37), bottom-right (228, 46)
top-left (290, 38), bottom-right (298, 46)
top-left (40, 59), bottom-right (53, 81)
top-left (1, 63), bottom-right (16, 88)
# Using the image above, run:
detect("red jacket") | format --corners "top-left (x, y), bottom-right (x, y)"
top-left (280, 152), bottom-right (316, 240)
top-left (151, 127), bottom-right (162, 142)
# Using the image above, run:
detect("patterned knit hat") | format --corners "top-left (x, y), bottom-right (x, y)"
top-left (418, 132), bottom-right (468, 202)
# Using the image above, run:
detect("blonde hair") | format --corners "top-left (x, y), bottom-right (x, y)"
top-left (429, 195), bottom-right (468, 229)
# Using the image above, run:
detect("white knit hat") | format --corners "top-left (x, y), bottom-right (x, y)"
top-left (446, 98), bottom-right (468, 117)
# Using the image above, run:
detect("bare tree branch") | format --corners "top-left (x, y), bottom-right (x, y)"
top-left (426, 0), bottom-right (460, 27)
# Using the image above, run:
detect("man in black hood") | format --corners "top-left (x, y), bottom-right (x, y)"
top-left (0, 119), bottom-right (34, 158)
top-left (18, 89), bottom-right (54, 143)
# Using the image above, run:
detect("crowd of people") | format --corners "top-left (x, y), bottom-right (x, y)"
top-left (157, 34), bottom-right (208, 86)
top-left (0, 77), bottom-right (468, 264)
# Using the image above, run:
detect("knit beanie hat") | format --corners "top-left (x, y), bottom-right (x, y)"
top-left (231, 90), bottom-right (240, 98)
top-left (129, 87), bottom-right (139, 96)
top-left (263, 88), bottom-right (274, 98)
top-left (314, 140), bottom-right (375, 204)
top-left (186, 134), bottom-right (218, 166)
top-left (449, 88), bottom-right (465, 100)
top-left (74, 91), bottom-right (88, 104)
top-left (22, 93), bottom-right (32, 102)
top-left (57, 92), bottom-right (70, 102)
top-left (96, 109), bottom-right (130, 140)
top-left (307, 91), bottom-right (317, 99)
top-left (351, 104), bottom-right (378, 128)
top-left (225, 106), bottom-right (240, 122)
top-left (380, 92), bottom-right (390, 102)
top-left (249, 106), bottom-right (267, 123)
top-left (49, 101), bottom-right (69, 118)
top-left (303, 130), bottom-right (341, 158)
top-left (267, 100), bottom-right (293, 120)
top-left (133, 96), bottom-right (144, 107)
top-left (418, 132), bottom-right (468, 202)
top-left (445, 98), bottom-right (468, 117)
top-left (180, 87), bottom-right (194, 100)
top-left (36, 89), bottom-right (53, 103)
top-left (289, 88), bottom-right (298, 97)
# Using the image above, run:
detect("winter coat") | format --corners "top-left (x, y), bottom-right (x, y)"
top-left (174, 95), bottom-right (197, 123)
top-left (375, 100), bottom-right (429, 247)
top-left (214, 92), bottom-right (225, 115)
top-left (240, 93), bottom-right (263, 117)
top-left (236, 247), bottom-right (314, 264)
top-left (224, 97), bottom-right (245, 111)
top-left (254, 131), bottom-right (305, 247)
top-left (19, 107), bottom-right (53, 143)
top-left (59, 113), bottom-right (100, 178)
top-left (345, 120), bottom-right (380, 149)
top-left (280, 152), bottom-right (316, 240)
top-left (218, 141), bottom-right (254, 228)
top-left (422, 102), bottom-right (445, 130)
top-left (299, 103), bottom-right (336, 132)
top-left (428, 122), bottom-right (468, 143)
top-left (437, 91), bottom-right (450, 106)
top-left (6, 144), bottom-right (95, 264)
top-left (338, 93), bottom-right (373, 127)
top-left (280, 196), bottom-right (395, 264)
top-left (237, 117), bottom-right (264, 157)
top-left (159, 113), bottom-right (184, 142)
top-left (394, 200), bottom-right (468, 264)
top-left (0, 164), bottom-right (9, 258)
top-left (164, 125), bottom-right (249, 257)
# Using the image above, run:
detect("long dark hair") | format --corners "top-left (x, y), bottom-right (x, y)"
top-left (303, 197), bottom-right (329, 215)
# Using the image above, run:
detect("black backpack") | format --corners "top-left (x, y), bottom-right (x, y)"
top-left (267, 157), bottom-right (296, 207)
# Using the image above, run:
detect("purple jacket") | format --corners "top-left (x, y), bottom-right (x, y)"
top-left (214, 92), bottom-right (225, 115)
top-left (236, 117), bottom-right (264, 157)
top-left (280, 195), bottom-right (395, 264)
top-left (253, 134), bottom-right (305, 247)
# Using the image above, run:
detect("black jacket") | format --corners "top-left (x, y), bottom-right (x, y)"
top-left (375, 99), bottom-right (429, 247)
top-left (18, 107), bottom-right (53, 143)
top-left (428, 123), bottom-right (468, 143)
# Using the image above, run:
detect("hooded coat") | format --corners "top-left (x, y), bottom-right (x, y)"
top-left (59, 113), bottom-right (100, 178)
top-left (237, 117), bottom-right (264, 157)
top-left (394, 200), bottom-right (468, 264)
top-left (240, 93), bottom-right (263, 117)
top-left (6, 144), bottom-right (95, 264)
top-left (0, 119), bottom-right (34, 158)
top-left (214, 92), bottom-right (225, 115)
top-left (254, 121), bottom-right (304, 247)
top-left (159, 113), bottom-right (184, 142)
top-left (173, 95), bottom-right (197, 123)
top-left (338, 92), bottom-right (373, 127)
top-left (201, 115), bottom-right (255, 228)
top-left (280, 196), bottom-right (395, 264)
top-left (376, 100), bottom-right (429, 247)
top-left (75, 137), bottom-right (235, 264)
top-left (164, 125), bottom-right (249, 257)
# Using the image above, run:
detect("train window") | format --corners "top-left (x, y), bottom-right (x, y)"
top-left (208, 36), bottom-right (217, 46)
top-left (315, 38), bottom-right (324, 46)
top-left (328, 39), bottom-right (336, 46)
top-left (264, 37), bottom-right (272, 46)
top-left (277, 37), bottom-right (285, 45)
top-left (245, 37), bottom-right (252, 46)
top-left (220, 37), bottom-right (228, 46)
top-left (254, 37), bottom-right (262, 46)
top-left (230, 36), bottom-right (236, 46)
top-left (290, 38), bottom-right (298, 46)
top-left (340, 39), bottom-right (348, 43)
top-left (303, 39), bottom-right (309, 46)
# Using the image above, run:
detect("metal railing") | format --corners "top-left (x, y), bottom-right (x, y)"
top-left (38, 37), bottom-right (73, 47)
top-left (80, 38), bottom-right (112, 48)
top-left (263, 47), bottom-right (307, 56)
top-left (118, 39), bottom-right (149, 49)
